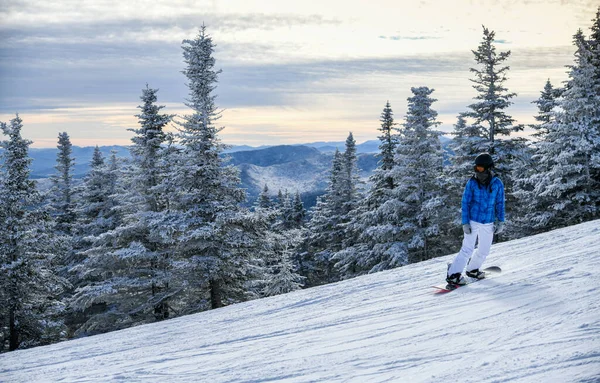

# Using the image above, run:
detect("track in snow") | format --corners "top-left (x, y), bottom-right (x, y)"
top-left (1, 220), bottom-right (600, 382)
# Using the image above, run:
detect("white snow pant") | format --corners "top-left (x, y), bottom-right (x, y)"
top-left (447, 221), bottom-right (495, 276)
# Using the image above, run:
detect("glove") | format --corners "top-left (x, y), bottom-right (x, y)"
top-left (494, 221), bottom-right (505, 234)
top-left (462, 224), bottom-right (472, 235)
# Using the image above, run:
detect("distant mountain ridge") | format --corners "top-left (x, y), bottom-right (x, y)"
top-left (28, 146), bottom-right (131, 179)
top-left (20, 137), bottom-right (451, 208)
top-left (225, 139), bottom-right (383, 154)
top-left (21, 144), bottom-right (379, 208)
top-left (23, 140), bottom-right (388, 179)
top-left (226, 145), bottom-right (324, 167)
top-left (227, 136), bottom-right (451, 154)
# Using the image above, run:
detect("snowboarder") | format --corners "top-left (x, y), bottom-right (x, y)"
top-left (446, 153), bottom-right (505, 285)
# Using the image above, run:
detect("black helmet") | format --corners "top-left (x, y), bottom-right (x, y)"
top-left (475, 153), bottom-right (494, 169)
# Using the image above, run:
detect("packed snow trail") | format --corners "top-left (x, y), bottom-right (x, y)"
top-left (1, 221), bottom-right (599, 382)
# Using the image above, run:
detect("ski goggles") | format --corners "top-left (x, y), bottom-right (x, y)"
top-left (474, 165), bottom-right (487, 173)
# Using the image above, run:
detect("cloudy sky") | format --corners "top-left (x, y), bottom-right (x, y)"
top-left (1, 0), bottom-right (598, 148)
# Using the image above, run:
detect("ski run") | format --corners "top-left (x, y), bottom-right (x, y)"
top-left (1, 220), bottom-right (599, 383)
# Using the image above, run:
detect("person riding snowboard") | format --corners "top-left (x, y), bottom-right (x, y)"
top-left (446, 153), bottom-right (505, 285)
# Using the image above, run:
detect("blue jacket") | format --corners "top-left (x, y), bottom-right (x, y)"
top-left (461, 176), bottom-right (505, 225)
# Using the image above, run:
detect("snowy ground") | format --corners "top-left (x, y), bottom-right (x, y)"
top-left (1, 221), bottom-right (600, 383)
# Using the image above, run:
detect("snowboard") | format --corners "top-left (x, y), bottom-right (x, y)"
top-left (432, 266), bottom-right (502, 294)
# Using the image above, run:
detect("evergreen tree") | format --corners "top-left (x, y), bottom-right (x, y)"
top-left (302, 150), bottom-right (345, 285)
top-left (291, 191), bottom-right (306, 228)
top-left (49, 132), bottom-right (76, 236)
top-left (47, 132), bottom-right (78, 284)
top-left (262, 244), bottom-right (305, 297)
top-left (0, 115), bottom-right (67, 351)
top-left (510, 80), bottom-right (560, 238)
top-left (66, 147), bottom-right (119, 336)
top-left (129, 85), bottom-right (173, 212)
top-left (70, 86), bottom-right (174, 334)
top-left (252, 189), bottom-right (305, 299)
top-left (466, 26), bottom-right (517, 153)
top-left (378, 102), bottom-right (397, 181)
top-left (368, 102), bottom-right (398, 206)
top-left (74, 147), bottom-right (119, 243)
top-left (168, 26), bottom-right (257, 310)
top-left (530, 79), bottom-right (560, 138)
top-left (340, 132), bottom-right (361, 216)
top-left (518, 29), bottom-right (600, 231)
top-left (585, 8), bottom-right (600, 193)
top-left (335, 89), bottom-right (451, 276)
top-left (257, 184), bottom-right (273, 209)
top-left (69, 152), bottom-right (130, 335)
top-left (117, 85), bottom-right (174, 319)
top-left (332, 107), bottom-right (403, 278)
top-left (390, 87), bottom-right (451, 263)
top-left (277, 189), bottom-right (303, 230)
top-left (304, 132), bottom-right (363, 285)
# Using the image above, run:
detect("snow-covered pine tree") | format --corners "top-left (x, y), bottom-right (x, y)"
top-left (368, 102), bottom-right (398, 205)
top-left (378, 101), bottom-right (397, 175)
top-left (262, 243), bottom-right (305, 297)
top-left (303, 132), bottom-right (363, 285)
top-left (91, 145), bottom-right (104, 166)
top-left (49, 132), bottom-right (76, 236)
top-left (390, 87), bottom-right (451, 263)
top-left (245, 185), bottom-right (280, 299)
top-left (69, 151), bottom-right (131, 335)
top-left (335, 89), bottom-right (451, 275)
top-left (301, 149), bottom-right (345, 285)
top-left (276, 189), bottom-right (299, 230)
top-left (466, 26), bottom-right (517, 152)
top-left (530, 79), bottom-right (560, 138)
top-left (168, 26), bottom-right (259, 310)
top-left (0, 115), bottom-right (68, 351)
top-left (333, 105), bottom-right (404, 278)
top-left (74, 147), bottom-right (120, 244)
top-left (509, 80), bottom-right (560, 238)
top-left (518, 29), bottom-right (600, 231)
top-left (291, 191), bottom-right (306, 228)
top-left (257, 184), bottom-right (273, 209)
top-left (251, 187), bottom-right (305, 298)
top-left (340, 132), bottom-right (362, 216)
top-left (119, 85), bottom-right (174, 319)
top-left (81, 150), bottom-right (123, 237)
top-left (65, 147), bottom-right (120, 336)
top-left (585, 8), bottom-right (600, 194)
top-left (70, 86), bottom-right (174, 334)
top-left (129, 85), bottom-right (174, 211)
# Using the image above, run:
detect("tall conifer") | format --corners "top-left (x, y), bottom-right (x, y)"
top-left (0, 115), bottom-right (67, 351)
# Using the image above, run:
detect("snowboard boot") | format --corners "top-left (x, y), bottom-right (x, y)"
top-left (446, 272), bottom-right (467, 286)
top-left (466, 269), bottom-right (486, 280)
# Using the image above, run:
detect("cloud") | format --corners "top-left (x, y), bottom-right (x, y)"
top-left (1, 38), bottom-right (575, 125)
top-left (0, 5), bottom-right (341, 40)
top-left (1, 0), bottom-right (593, 147)
top-left (379, 35), bottom-right (441, 41)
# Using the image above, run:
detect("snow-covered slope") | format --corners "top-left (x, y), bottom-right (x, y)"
top-left (2, 221), bottom-right (600, 383)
